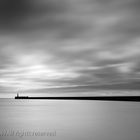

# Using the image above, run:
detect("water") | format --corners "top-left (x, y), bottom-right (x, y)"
top-left (0, 99), bottom-right (140, 140)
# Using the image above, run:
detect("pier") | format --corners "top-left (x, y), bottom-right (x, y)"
top-left (15, 95), bottom-right (140, 102)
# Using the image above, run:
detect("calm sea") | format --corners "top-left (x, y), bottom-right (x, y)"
top-left (0, 98), bottom-right (140, 140)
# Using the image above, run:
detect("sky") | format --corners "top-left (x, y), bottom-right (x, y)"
top-left (0, 0), bottom-right (140, 97)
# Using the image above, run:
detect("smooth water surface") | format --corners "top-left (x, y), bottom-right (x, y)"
top-left (0, 99), bottom-right (140, 140)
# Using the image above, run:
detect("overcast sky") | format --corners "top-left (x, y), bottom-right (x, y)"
top-left (0, 0), bottom-right (140, 96)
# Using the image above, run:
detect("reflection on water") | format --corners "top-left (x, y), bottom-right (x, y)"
top-left (0, 99), bottom-right (140, 140)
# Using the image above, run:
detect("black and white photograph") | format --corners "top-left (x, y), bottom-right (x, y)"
top-left (0, 0), bottom-right (140, 140)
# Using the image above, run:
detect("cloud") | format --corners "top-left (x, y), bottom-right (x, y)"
top-left (0, 0), bottom-right (66, 29)
top-left (0, 0), bottom-right (140, 95)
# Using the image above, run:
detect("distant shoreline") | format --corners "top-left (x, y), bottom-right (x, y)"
top-left (15, 96), bottom-right (140, 102)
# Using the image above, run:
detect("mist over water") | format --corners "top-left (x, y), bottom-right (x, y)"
top-left (0, 99), bottom-right (140, 140)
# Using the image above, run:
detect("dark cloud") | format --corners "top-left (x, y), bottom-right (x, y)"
top-left (0, 0), bottom-right (30, 28)
top-left (94, 67), bottom-right (122, 82)
top-left (0, 0), bottom-right (67, 31)
top-left (0, 0), bottom-right (29, 18)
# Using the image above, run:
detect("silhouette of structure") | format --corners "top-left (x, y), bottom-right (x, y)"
top-left (15, 93), bottom-right (28, 99)
top-left (15, 95), bottom-right (140, 102)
